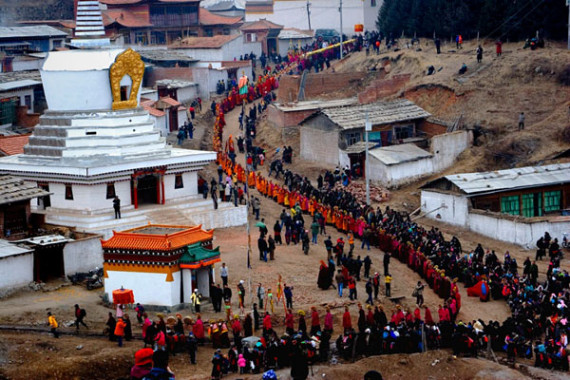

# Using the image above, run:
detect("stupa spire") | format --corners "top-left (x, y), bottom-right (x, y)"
top-left (71, 0), bottom-right (110, 48)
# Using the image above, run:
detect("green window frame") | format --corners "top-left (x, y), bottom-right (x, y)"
top-left (544, 190), bottom-right (561, 213)
top-left (521, 193), bottom-right (543, 217)
top-left (500, 195), bottom-right (520, 216)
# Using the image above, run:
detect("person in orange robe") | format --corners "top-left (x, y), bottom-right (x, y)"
top-left (277, 188), bottom-right (285, 204)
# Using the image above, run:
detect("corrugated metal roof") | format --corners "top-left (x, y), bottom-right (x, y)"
top-left (369, 143), bottom-right (432, 166)
top-left (343, 141), bottom-right (377, 154)
top-left (0, 239), bottom-right (33, 259)
top-left (0, 175), bottom-right (51, 206)
top-left (0, 25), bottom-right (68, 39)
top-left (442, 163), bottom-right (570, 195)
top-left (138, 49), bottom-right (198, 63)
top-left (278, 28), bottom-right (314, 40)
top-left (0, 79), bottom-right (42, 92)
top-left (0, 70), bottom-right (41, 84)
top-left (317, 99), bottom-right (431, 130)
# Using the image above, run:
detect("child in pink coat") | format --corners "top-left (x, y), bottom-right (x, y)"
top-left (238, 353), bottom-right (246, 374)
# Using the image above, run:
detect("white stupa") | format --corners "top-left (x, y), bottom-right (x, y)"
top-left (0, 1), bottom-right (236, 236)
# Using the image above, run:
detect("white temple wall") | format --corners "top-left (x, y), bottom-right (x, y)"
top-left (104, 270), bottom-right (181, 307)
top-left (182, 269), bottom-right (193, 303)
top-left (42, 71), bottom-right (114, 111)
top-left (197, 268), bottom-right (210, 297)
top-left (164, 172), bottom-right (198, 201)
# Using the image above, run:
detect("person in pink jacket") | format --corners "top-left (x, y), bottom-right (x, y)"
top-left (238, 353), bottom-right (246, 374)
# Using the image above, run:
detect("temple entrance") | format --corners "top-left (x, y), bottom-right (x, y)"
top-left (131, 168), bottom-right (165, 209)
top-left (136, 174), bottom-right (158, 206)
top-left (33, 245), bottom-right (64, 282)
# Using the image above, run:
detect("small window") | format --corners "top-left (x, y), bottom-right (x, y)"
top-left (246, 33), bottom-right (257, 43)
top-left (205, 29), bottom-right (213, 37)
top-left (106, 183), bottom-right (116, 199)
top-left (544, 190), bottom-right (561, 213)
top-left (120, 86), bottom-right (129, 101)
top-left (24, 95), bottom-right (31, 110)
top-left (345, 131), bottom-right (361, 146)
top-left (500, 195), bottom-right (519, 216)
top-left (223, 28), bottom-right (230, 36)
top-left (175, 174), bottom-right (184, 189)
top-left (394, 125), bottom-right (414, 140)
top-left (65, 184), bottom-right (74, 200)
top-left (371, 0), bottom-right (377, 7)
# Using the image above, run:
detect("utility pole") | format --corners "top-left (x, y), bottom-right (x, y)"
top-left (306, 1), bottom-right (312, 31)
top-left (365, 112), bottom-right (371, 206)
top-left (339, 0), bottom-right (344, 59)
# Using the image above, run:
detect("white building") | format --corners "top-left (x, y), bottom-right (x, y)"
top-left (0, 22), bottom-right (223, 236)
top-left (102, 224), bottom-right (220, 307)
top-left (421, 163), bottom-right (570, 247)
top-left (277, 28), bottom-right (314, 55)
top-left (0, 79), bottom-right (42, 125)
top-left (245, 0), bottom-right (381, 35)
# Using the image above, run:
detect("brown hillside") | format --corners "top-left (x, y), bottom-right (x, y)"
top-left (335, 39), bottom-right (570, 171)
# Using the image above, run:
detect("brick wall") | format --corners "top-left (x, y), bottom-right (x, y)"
top-left (418, 120), bottom-right (448, 137)
top-left (16, 106), bottom-right (39, 128)
top-left (358, 73), bottom-right (411, 104)
top-left (276, 72), bottom-right (367, 103)
top-left (267, 104), bottom-right (318, 129)
top-left (145, 67), bottom-right (194, 87)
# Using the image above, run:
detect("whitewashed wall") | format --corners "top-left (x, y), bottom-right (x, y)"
top-left (177, 109), bottom-right (189, 130)
top-left (300, 127), bottom-right (339, 165)
top-left (0, 254), bottom-right (34, 289)
top-left (421, 190), bottom-right (570, 247)
top-left (164, 172), bottom-right (198, 201)
top-left (421, 190), bottom-right (469, 227)
top-left (176, 85), bottom-right (199, 105)
top-left (370, 156), bottom-right (433, 188)
top-left (243, 41), bottom-right (262, 57)
top-left (431, 130), bottom-right (473, 172)
top-left (45, 181), bottom-right (131, 212)
top-left (12, 58), bottom-right (44, 72)
top-left (104, 270), bottom-right (181, 307)
top-left (63, 236), bottom-right (103, 274)
top-left (245, 0), bottom-right (381, 34)
top-left (468, 212), bottom-right (570, 248)
top-left (151, 114), bottom-right (168, 137)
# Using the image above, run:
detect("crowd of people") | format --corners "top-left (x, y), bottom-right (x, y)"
top-left (215, 140), bottom-right (570, 373)
top-left (83, 38), bottom-right (561, 379)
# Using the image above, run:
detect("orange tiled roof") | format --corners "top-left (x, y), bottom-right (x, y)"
top-left (199, 8), bottom-right (243, 26)
top-left (144, 105), bottom-right (165, 117)
top-left (104, 9), bottom-right (153, 28)
top-left (101, 224), bottom-right (214, 251)
top-left (0, 135), bottom-right (30, 156)
top-left (240, 19), bottom-right (283, 31)
top-left (158, 96), bottom-right (181, 107)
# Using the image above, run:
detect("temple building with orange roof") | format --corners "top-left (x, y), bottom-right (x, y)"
top-left (102, 223), bottom-right (221, 307)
